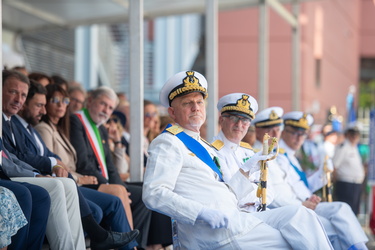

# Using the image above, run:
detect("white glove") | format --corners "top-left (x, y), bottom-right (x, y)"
top-left (197, 207), bottom-right (229, 229)
top-left (241, 151), bottom-right (274, 174)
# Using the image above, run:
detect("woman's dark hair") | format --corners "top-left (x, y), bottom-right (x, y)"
top-left (42, 84), bottom-right (71, 138)
top-left (51, 75), bottom-right (69, 89)
top-left (28, 72), bottom-right (52, 85)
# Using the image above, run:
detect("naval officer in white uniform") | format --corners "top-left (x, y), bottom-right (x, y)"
top-left (211, 93), bottom-right (275, 212)
top-left (253, 109), bottom-right (368, 250)
top-left (142, 71), bottom-right (333, 249)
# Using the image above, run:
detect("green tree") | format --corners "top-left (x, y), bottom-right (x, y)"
top-left (359, 79), bottom-right (375, 108)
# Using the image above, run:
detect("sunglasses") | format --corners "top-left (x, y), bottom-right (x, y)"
top-left (50, 97), bottom-right (70, 105)
top-left (107, 117), bottom-right (119, 124)
top-left (145, 112), bottom-right (157, 118)
top-left (222, 114), bottom-right (251, 125)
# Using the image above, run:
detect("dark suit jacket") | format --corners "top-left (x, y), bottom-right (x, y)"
top-left (1, 136), bottom-right (40, 179)
top-left (0, 139), bottom-right (10, 180)
top-left (2, 115), bottom-right (24, 152)
top-left (70, 114), bottom-right (124, 185)
top-left (2, 115), bottom-right (60, 174)
top-left (3, 151), bottom-right (40, 178)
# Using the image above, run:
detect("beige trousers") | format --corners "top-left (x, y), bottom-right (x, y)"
top-left (12, 177), bottom-right (85, 250)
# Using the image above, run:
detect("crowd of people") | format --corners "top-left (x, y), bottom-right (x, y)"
top-left (0, 67), bottom-right (369, 249)
top-left (0, 67), bottom-right (172, 250)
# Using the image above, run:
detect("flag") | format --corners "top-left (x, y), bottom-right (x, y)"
top-left (346, 85), bottom-right (357, 127)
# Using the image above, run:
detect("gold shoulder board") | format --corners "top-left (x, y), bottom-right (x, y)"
top-left (211, 140), bottom-right (224, 151)
top-left (278, 148), bottom-right (285, 154)
top-left (166, 125), bottom-right (184, 135)
top-left (240, 141), bottom-right (252, 150)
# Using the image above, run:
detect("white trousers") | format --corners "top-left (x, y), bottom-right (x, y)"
top-left (253, 205), bottom-right (333, 250)
top-left (12, 177), bottom-right (85, 250)
top-left (217, 205), bottom-right (333, 250)
top-left (316, 202), bottom-right (368, 250)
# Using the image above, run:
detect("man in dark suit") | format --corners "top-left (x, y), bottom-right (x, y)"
top-left (2, 134), bottom-right (138, 249)
top-left (2, 70), bottom-right (139, 249)
top-left (0, 139), bottom-right (51, 250)
top-left (70, 86), bottom-right (172, 248)
top-left (2, 75), bottom-right (67, 176)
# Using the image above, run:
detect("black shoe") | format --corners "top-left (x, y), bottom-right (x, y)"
top-left (91, 229), bottom-right (139, 250)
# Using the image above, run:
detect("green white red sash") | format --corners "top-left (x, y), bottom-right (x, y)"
top-left (75, 109), bottom-right (108, 179)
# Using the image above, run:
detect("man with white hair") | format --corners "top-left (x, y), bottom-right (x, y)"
top-left (143, 71), bottom-right (333, 249)
top-left (253, 108), bottom-right (368, 250)
top-left (69, 86), bottom-right (154, 248)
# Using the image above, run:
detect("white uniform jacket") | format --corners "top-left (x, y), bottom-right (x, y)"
top-left (276, 139), bottom-right (326, 199)
top-left (267, 140), bottom-right (368, 249)
top-left (143, 128), bottom-right (262, 249)
top-left (212, 131), bottom-right (274, 211)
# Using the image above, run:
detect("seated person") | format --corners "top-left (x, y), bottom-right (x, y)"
top-left (142, 70), bottom-right (333, 249)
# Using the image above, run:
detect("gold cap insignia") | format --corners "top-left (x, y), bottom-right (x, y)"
top-left (254, 109), bottom-right (283, 127)
top-left (269, 110), bottom-right (278, 120)
top-left (254, 109), bottom-right (282, 127)
top-left (237, 95), bottom-right (250, 110)
top-left (285, 113), bottom-right (310, 130)
top-left (220, 95), bottom-right (255, 119)
top-left (300, 113), bottom-right (308, 127)
top-left (168, 71), bottom-right (208, 104)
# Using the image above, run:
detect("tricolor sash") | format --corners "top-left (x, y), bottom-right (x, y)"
top-left (163, 124), bottom-right (223, 181)
top-left (75, 109), bottom-right (108, 179)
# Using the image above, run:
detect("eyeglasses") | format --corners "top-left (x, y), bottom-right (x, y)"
top-left (70, 97), bottom-right (84, 105)
top-left (145, 112), bottom-right (157, 118)
top-left (285, 129), bottom-right (307, 138)
top-left (222, 115), bottom-right (251, 125)
top-left (107, 117), bottom-right (119, 124)
top-left (50, 97), bottom-right (70, 105)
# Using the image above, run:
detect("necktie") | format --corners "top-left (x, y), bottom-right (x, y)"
top-left (27, 124), bottom-right (33, 135)
top-left (27, 124), bottom-right (41, 155)
top-left (7, 120), bottom-right (16, 145)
